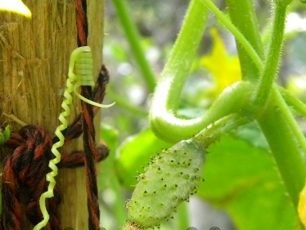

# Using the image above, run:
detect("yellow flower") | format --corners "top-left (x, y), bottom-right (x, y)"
top-left (298, 180), bottom-right (306, 228)
top-left (0, 0), bottom-right (31, 18)
top-left (201, 28), bottom-right (241, 96)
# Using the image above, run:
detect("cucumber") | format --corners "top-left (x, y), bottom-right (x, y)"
top-left (126, 139), bottom-right (205, 229)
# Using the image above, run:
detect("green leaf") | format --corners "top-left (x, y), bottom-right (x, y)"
top-left (197, 135), bottom-right (298, 230)
top-left (116, 128), bottom-right (172, 188)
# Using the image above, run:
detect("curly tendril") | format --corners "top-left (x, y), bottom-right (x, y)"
top-left (34, 46), bottom-right (113, 230)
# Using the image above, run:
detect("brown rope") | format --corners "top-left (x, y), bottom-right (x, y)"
top-left (0, 65), bottom-right (110, 229)
top-left (1, 126), bottom-right (60, 230)
top-left (76, 0), bottom-right (102, 229)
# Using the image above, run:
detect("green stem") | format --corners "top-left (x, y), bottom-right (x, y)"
top-left (257, 89), bottom-right (306, 207)
top-left (149, 0), bottom-right (209, 142)
top-left (206, 0), bottom-right (305, 212)
top-left (280, 87), bottom-right (306, 118)
top-left (224, 0), bottom-right (264, 80)
top-left (254, 3), bottom-right (288, 106)
top-left (277, 87), bottom-right (306, 158)
top-left (149, 0), bottom-right (255, 142)
top-left (107, 87), bottom-right (148, 117)
top-left (225, 0), bottom-right (305, 212)
top-left (112, 0), bottom-right (156, 93)
top-left (159, 0), bottom-right (208, 108)
top-left (193, 113), bottom-right (251, 151)
top-left (202, 0), bottom-right (263, 73)
top-left (151, 80), bottom-right (252, 142)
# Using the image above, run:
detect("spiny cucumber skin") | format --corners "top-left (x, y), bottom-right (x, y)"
top-left (126, 140), bottom-right (204, 229)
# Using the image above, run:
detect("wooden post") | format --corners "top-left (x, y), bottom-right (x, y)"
top-left (0, 1), bottom-right (104, 229)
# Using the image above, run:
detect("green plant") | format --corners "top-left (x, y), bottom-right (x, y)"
top-left (106, 0), bottom-right (306, 229)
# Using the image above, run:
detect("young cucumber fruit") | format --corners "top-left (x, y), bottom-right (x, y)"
top-left (126, 139), bottom-right (205, 229)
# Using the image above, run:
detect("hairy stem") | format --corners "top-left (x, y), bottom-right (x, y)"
top-left (257, 89), bottom-right (306, 207)
top-left (254, 3), bottom-right (288, 106)
top-left (225, 0), bottom-right (264, 80)
top-left (280, 87), bottom-right (306, 118)
top-left (202, 0), bottom-right (263, 73)
top-left (149, 0), bottom-right (209, 142)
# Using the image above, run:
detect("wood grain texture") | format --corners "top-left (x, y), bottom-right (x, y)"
top-left (0, 1), bottom-right (104, 229)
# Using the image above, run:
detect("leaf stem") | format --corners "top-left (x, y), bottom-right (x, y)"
top-left (280, 87), bottom-right (306, 118)
top-left (149, 0), bottom-right (209, 142)
top-left (224, 0), bottom-right (264, 80)
top-left (112, 0), bottom-right (156, 93)
top-left (193, 113), bottom-right (250, 148)
top-left (254, 3), bottom-right (288, 106)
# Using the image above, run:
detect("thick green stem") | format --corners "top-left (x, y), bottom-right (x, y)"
top-left (254, 3), bottom-right (288, 106)
top-left (112, 0), bottom-right (156, 93)
top-left (159, 0), bottom-right (208, 108)
top-left (151, 80), bottom-right (252, 142)
top-left (149, 0), bottom-right (209, 142)
top-left (257, 89), bottom-right (306, 207)
top-left (224, 0), bottom-right (264, 80)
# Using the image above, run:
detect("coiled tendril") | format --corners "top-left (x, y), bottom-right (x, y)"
top-left (34, 46), bottom-right (113, 230)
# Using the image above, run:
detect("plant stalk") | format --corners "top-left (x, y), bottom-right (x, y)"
top-left (224, 0), bottom-right (264, 80)
top-left (112, 0), bottom-right (156, 93)
top-left (203, 0), bottom-right (264, 78)
top-left (257, 89), bottom-right (306, 207)
top-left (254, 3), bottom-right (288, 106)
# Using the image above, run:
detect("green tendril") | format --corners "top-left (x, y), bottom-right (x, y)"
top-left (34, 62), bottom-right (75, 230)
top-left (34, 46), bottom-right (113, 230)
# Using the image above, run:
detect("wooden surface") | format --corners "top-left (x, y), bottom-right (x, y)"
top-left (0, 0), bottom-right (104, 228)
